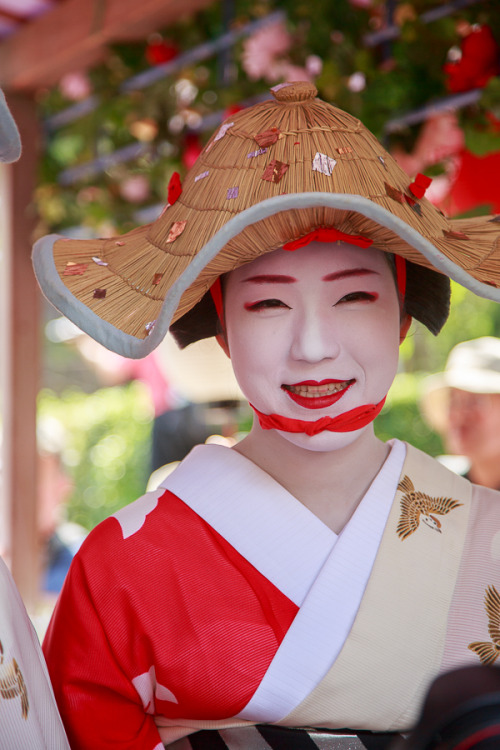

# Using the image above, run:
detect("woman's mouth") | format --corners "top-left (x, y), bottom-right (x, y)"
top-left (282, 379), bottom-right (355, 410)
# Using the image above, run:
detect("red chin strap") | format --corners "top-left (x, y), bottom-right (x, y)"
top-left (250, 397), bottom-right (387, 436)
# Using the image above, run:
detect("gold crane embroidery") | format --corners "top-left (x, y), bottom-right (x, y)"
top-left (469, 585), bottom-right (500, 665)
top-left (0, 639), bottom-right (29, 719)
top-left (396, 475), bottom-right (463, 540)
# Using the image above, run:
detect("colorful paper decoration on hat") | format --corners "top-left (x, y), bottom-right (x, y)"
top-left (64, 262), bottom-right (88, 276)
top-left (214, 122), bottom-right (234, 142)
top-left (247, 148), bottom-right (267, 159)
top-left (262, 159), bottom-right (289, 183)
top-left (254, 128), bottom-right (281, 147)
top-left (165, 220), bottom-right (187, 243)
top-left (312, 153), bottom-right (337, 176)
top-left (194, 170), bottom-right (209, 182)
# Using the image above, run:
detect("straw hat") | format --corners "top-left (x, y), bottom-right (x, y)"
top-left (420, 337), bottom-right (500, 433)
top-left (0, 88), bottom-right (21, 164)
top-left (33, 81), bottom-right (500, 358)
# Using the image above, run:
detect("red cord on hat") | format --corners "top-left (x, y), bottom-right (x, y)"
top-left (283, 227), bottom-right (373, 251)
top-left (210, 277), bottom-right (225, 333)
top-left (394, 253), bottom-right (407, 299)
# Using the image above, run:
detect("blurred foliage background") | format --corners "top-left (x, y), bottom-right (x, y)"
top-left (34, 0), bottom-right (500, 531)
top-left (38, 384), bottom-right (152, 531)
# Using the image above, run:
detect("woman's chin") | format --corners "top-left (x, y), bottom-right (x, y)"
top-left (274, 425), bottom-right (367, 453)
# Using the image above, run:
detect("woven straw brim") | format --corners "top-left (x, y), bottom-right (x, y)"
top-left (33, 83), bottom-right (500, 358)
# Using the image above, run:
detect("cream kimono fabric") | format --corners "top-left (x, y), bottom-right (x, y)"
top-left (156, 441), bottom-right (499, 744)
top-left (0, 558), bottom-right (70, 749)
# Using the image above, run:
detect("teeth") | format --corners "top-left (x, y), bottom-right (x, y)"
top-left (286, 382), bottom-right (351, 398)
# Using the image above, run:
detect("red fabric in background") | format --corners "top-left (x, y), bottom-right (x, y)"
top-left (438, 148), bottom-right (500, 217)
top-left (444, 25), bottom-right (500, 93)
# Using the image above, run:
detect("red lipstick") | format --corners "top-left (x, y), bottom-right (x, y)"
top-left (282, 379), bottom-right (354, 410)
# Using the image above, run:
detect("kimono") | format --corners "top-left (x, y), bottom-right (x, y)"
top-left (43, 440), bottom-right (500, 749)
top-left (0, 558), bottom-right (70, 749)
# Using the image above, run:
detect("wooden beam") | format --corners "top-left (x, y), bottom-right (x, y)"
top-left (0, 0), bottom-right (216, 91)
top-left (0, 93), bottom-right (40, 610)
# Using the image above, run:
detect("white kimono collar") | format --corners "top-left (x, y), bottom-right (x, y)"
top-left (161, 440), bottom-right (405, 610)
top-left (161, 443), bottom-right (336, 606)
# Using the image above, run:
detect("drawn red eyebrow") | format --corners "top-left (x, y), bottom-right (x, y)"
top-left (322, 268), bottom-right (379, 282)
top-left (241, 274), bottom-right (297, 284)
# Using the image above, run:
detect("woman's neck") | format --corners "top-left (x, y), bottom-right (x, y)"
top-left (233, 421), bottom-right (390, 533)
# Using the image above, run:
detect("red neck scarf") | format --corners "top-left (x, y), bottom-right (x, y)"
top-left (250, 397), bottom-right (387, 436)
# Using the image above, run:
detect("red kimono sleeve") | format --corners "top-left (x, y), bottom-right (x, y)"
top-left (43, 552), bottom-right (163, 750)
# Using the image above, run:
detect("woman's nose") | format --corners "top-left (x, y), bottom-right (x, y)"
top-left (290, 312), bottom-right (340, 363)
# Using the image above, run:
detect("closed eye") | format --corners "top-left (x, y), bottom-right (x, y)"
top-left (336, 291), bottom-right (379, 304)
top-left (244, 299), bottom-right (290, 311)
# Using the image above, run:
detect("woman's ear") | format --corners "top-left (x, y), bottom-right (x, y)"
top-left (399, 313), bottom-right (412, 344)
top-left (216, 332), bottom-right (230, 358)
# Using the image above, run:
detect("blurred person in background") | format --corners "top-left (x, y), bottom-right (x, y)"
top-left (37, 416), bottom-right (86, 594)
top-left (74, 329), bottom-right (243, 478)
top-left (75, 335), bottom-right (212, 472)
top-left (420, 336), bottom-right (500, 489)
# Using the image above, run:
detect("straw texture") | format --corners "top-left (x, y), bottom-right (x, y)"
top-left (39, 81), bottom-right (500, 350)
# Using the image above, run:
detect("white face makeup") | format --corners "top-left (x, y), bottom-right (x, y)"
top-left (223, 241), bottom-right (405, 452)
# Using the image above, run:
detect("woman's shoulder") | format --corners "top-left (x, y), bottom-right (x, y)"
top-left (88, 483), bottom-right (188, 537)
top-left (72, 453), bottom-right (230, 574)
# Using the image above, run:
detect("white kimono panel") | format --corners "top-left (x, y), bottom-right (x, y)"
top-left (0, 558), bottom-right (70, 749)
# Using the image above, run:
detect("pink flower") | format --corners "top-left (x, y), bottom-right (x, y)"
top-left (306, 55), bottom-right (323, 78)
top-left (347, 72), bottom-right (366, 92)
top-left (119, 175), bottom-right (150, 204)
top-left (59, 72), bottom-right (92, 101)
top-left (281, 63), bottom-right (313, 83)
top-left (242, 18), bottom-right (292, 81)
top-left (414, 112), bottom-right (465, 166)
top-left (392, 112), bottom-right (465, 178)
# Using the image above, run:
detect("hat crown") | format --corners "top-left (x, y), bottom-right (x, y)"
top-left (271, 81), bottom-right (318, 103)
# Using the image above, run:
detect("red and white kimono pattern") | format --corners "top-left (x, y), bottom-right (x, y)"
top-left (43, 440), bottom-right (499, 749)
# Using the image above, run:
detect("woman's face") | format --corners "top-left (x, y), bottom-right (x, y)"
top-left (223, 241), bottom-right (406, 451)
